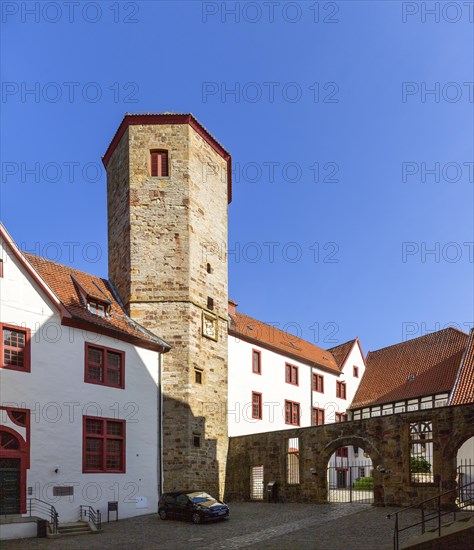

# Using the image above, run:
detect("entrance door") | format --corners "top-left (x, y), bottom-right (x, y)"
top-left (0, 458), bottom-right (21, 514)
top-left (336, 468), bottom-right (347, 489)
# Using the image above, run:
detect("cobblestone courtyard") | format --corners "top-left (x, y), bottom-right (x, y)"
top-left (1, 503), bottom-right (442, 550)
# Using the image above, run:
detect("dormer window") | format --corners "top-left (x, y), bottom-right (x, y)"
top-left (87, 299), bottom-right (110, 318)
top-left (71, 275), bottom-right (112, 318)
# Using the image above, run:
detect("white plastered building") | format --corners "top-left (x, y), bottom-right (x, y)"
top-left (0, 224), bottom-right (170, 539)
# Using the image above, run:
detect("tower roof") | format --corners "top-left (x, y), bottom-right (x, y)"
top-left (102, 113), bottom-right (232, 202)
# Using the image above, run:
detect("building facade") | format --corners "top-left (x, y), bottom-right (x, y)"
top-left (228, 301), bottom-right (366, 436)
top-left (2, 112), bottom-right (473, 538)
top-left (0, 226), bottom-right (169, 538)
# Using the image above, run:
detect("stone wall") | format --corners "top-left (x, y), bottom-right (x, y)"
top-left (226, 403), bottom-right (474, 507)
top-left (106, 121), bottom-right (229, 498)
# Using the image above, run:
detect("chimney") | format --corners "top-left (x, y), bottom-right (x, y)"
top-left (228, 299), bottom-right (238, 316)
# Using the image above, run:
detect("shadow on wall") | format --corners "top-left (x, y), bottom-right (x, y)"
top-left (161, 395), bottom-right (220, 498)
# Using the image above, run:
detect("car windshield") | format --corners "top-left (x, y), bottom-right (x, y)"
top-left (187, 492), bottom-right (215, 503)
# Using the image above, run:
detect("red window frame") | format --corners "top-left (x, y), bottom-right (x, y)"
top-left (285, 400), bottom-right (300, 426)
top-left (0, 258), bottom-right (3, 278)
top-left (353, 365), bottom-right (359, 378)
top-left (335, 412), bottom-right (348, 422)
top-left (83, 416), bottom-right (126, 473)
top-left (285, 363), bottom-right (299, 386)
top-left (336, 381), bottom-right (347, 399)
top-left (150, 149), bottom-right (169, 177)
top-left (0, 323), bottom-right (31, 373)
top-left (336, 447), bottom-right (349, 458)
top-left (312, 407), bottom-right (325, 426)
top-left (251, 392), bottom-right (262, 420)
top-left (84, 343), bottom-right (125, 389)
top-left (312, 373), bottom-right (324, 393)
top-left (87, 299), bottom-right (109, 318)
top-left (252, 349), bottom-right (261, 374)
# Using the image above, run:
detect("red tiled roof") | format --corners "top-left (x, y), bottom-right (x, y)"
top-left (328, 339), bottom-right (357, 368)
top-left (229, 311), bottom-right (340, 373)
top-left (450, 329), bottom-right (474, 405)
top-left (24, 254), bottom-right (170, 352)
top-left (349, 328), bottom-right (469, 409)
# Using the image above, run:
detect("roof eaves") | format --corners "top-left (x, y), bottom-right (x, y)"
top-left (228, 327), bottom-right (340, 375)
top-left (107, 280), bottom-right (172, 352)
top-left (449, 328), bottom-right (474, 405)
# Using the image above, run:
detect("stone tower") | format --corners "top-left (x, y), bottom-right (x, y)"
top-left (103, 114), bottom-right (231, 497)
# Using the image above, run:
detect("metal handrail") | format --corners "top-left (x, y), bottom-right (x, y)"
top-left (28, 498), bottom-right (59, 535)
top-left (387, 480), bottom-right (474, 550)
top-left (80, 505), bottom-right (102, 531)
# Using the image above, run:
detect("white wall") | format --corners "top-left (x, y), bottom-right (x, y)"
top-left (228, 335), bottom-right (366, 436)
top-left (0, 239), bottom-right (161, 526)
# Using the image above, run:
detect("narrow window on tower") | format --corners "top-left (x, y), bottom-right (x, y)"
top-left (206, 263), bottom-right (212, 274)
top-left (150, 150), bottom-right (169, 177)
top-left (194, 368), bottom-right (203, 385)
top-left (207, 297), bottom-right (214, 311)
top-left (193, 434), bottom-right (201, 448)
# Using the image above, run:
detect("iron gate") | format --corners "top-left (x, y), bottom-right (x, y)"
top-left (250, 465), bottom-right (264, 500)
top-left (457, 458), bottom-right (473, 510)
top-left (327, 460), bottom-right (373, 503)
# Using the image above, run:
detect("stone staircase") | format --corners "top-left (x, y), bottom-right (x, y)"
top-left (401, 513), bottom-right (474, 550)
top-left (50, 521), bottom-right (98, 538)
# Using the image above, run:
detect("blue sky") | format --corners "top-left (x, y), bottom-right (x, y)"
top-left (1, 1), bottom-right (473, 352)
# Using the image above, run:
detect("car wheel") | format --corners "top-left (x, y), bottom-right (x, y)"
top-left (159, 509), bottom-right (167, 520)
top-left (192, 512), bottom-right (202, 524)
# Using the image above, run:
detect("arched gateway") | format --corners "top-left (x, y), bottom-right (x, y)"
top-left (225, 403), bottom-right (474, 507)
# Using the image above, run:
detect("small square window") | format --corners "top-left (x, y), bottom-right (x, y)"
top-left (1, 324), bottom-right (31, 372)
top-left (87, 300), bottom-right (109, 318)
top-left (193, 435), bottom-right (201, 448)
top-left (353, 366), bottom-right (359, 378)
top-left (85, 343), bottom-right (124, 389)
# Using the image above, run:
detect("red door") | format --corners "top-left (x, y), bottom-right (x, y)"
top-left (0, 429), bottom-right (27, 514)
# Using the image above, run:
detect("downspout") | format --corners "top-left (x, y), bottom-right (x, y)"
top-left (158, 352), bottom-right (164, 498)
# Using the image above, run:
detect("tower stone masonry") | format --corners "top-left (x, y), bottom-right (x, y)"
top-left (104, 114), bottom-right (231, 497)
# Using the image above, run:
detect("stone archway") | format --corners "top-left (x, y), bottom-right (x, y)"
top-left (315, 435), bottom-right (384, 505)
top-left (440, 426), bottom-right (474, 493)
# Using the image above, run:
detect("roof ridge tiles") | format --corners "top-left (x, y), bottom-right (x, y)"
top-left (366, 327), bottom-right (468, 356)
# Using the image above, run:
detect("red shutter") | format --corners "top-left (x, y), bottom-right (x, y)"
top-left (150, 150), bottom-right (169, 177)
